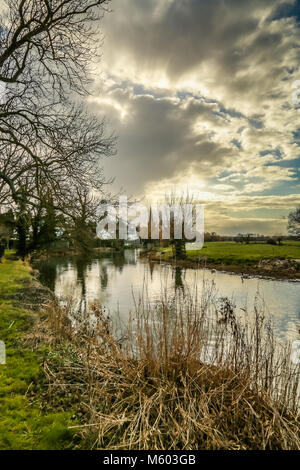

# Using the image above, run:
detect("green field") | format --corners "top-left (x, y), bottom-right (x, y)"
top-left (162, 241), bottom-right (300, 265)
top-left (0, 256), bottom-right (76, 450)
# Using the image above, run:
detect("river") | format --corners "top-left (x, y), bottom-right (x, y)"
top-left (35, 249), bottom-right (300, 342)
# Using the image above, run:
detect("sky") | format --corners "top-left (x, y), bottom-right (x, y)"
top-left (88, 0), bottom-right (300, 235)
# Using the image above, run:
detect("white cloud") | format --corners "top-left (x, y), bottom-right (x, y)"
top-left (90, 0), bottom-right (300, 234)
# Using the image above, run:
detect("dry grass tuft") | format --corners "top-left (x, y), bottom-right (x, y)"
top-left (29, 292), bottom-right (300, 450)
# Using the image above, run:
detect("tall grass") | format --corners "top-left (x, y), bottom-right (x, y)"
top-left (31, 287), bottom-right (300, 450)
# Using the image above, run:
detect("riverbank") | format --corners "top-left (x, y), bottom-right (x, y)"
top-left (1, 254), bottom-right (299, 450)
top-left (30, 246), bottom-right (118, 262)
top-left (0, 254), bottom-right (78, 450)
top-left (145, 241), bottom-right (300, 280)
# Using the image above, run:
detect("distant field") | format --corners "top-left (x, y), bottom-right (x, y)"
top-left (162, 241), bottom-right (300, 264)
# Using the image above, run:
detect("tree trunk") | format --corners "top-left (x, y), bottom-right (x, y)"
top-left (173, 239), bottom-right (186, 259)
top-left (16, 215), bottom-right (27, 259)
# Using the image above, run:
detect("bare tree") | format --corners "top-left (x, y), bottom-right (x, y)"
top-left (288, 207), bottom-right (300, 237)
top-left (0, 0), bottom-right (110, 89)
top-left (0, 0), bottom-right (116, 255)
top-left (61, 185), bottom-right (101, 252)
top-left (162, 192), bottom-right (199, 260)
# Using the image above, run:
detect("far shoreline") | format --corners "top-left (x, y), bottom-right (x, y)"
top-left (144, 252), bottom-right (300, 282)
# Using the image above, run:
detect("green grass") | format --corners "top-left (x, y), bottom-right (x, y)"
top-left (162, 241), bottom-right (300, 265)
top-left (0, 254), bottom-right (77, 450)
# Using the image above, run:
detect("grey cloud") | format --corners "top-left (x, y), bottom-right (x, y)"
top-left (89, 90), bottom-right (235, 194)
top-left (103, 0), bottom-right (297, 87)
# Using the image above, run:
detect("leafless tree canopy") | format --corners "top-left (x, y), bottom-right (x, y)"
top-left (0, 0), bottom-right (110, 90)
top-left (288, 206), bottom-right (300, 237)
top-left (0, 0), bottom-right (115, 210)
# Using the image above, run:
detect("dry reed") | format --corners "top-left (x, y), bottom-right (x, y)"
top-left (29, 288), bottom-right (300, 450)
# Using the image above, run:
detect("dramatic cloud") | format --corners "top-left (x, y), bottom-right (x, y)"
top-left (90, 0), bottom-right (300, 235)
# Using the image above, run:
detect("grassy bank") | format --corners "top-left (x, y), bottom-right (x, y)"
top-left (0, 254), bottom-right (77, 450)
top-left (156, 241), bottom-right (300, 278)
top-left (189, 241), bottom-right (299, 262)
top-left (161, 241), bottom-right (300, 263)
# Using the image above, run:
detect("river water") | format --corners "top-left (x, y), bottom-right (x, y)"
top-left (35, 249), bottom-right (300, 342)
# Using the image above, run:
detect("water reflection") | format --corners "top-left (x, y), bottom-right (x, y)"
top-left (35, 250), bottom-right (300, 342)
top-left (175, 267), bottom-right (185, 291)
